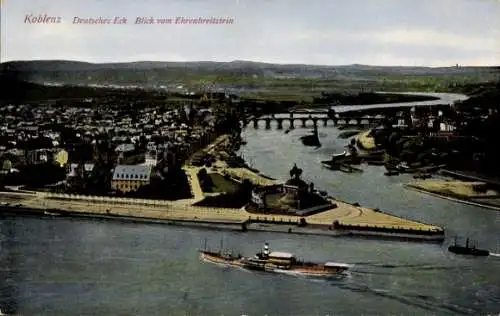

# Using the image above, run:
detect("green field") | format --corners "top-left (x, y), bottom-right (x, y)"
top-left (207, 173), bottom-right (240, 194)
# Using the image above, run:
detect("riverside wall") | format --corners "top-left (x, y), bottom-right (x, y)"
top-left (0, 190), bottom-right (444, 242)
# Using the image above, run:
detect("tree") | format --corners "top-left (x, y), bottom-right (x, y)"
top-left (238, 179), bottom-right (253, 201)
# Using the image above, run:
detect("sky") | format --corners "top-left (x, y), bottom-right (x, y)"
top-left (1, 0), bottom-right (499, 66)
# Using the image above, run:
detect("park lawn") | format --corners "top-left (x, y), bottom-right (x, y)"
top-left (208, 173), bottom-right (240, 194)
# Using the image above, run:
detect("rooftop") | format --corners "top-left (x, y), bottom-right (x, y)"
top-left (112, 165), bottom-right (152, 181)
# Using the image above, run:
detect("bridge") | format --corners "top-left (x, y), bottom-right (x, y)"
top-left (244, 113), bottom-right (386, 129)
top-left (289, 110), bottom-right (330, 115)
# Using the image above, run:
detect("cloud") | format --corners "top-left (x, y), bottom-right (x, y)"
top-left (1, 0), bottom-right (499, 66)
top-left (292, 28), bottom-right (498, 53)
top-left (366, 28), bottom-right (498, 52)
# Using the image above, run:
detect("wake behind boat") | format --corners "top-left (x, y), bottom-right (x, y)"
top-left (199, 242), bottom-right (350, 278)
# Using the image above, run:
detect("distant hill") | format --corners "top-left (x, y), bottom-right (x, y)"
top-left (1, 59), bottom-right (499, 87)
top-left (2, 59), bottom-right (498, 74)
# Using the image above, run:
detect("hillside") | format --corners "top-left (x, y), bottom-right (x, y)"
top-left (1, 60), bottom-right (499, 99)
top-left (2, 59), bottom-right (498, 78)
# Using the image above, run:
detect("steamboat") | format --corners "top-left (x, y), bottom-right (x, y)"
top-left (448, 237), bottom-right (490, 256)
top-left (199, 242), bottom-right (350, 278)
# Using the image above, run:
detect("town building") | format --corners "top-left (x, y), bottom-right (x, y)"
top-left (111, 165), bottom-right (152, 193)
top-left (141, 151), bottom-right (158, 167)
top-left (66, 163), bottom-right (96, 187)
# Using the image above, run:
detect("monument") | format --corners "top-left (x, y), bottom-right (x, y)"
top-left (247, 164), bottom-right (332, 215)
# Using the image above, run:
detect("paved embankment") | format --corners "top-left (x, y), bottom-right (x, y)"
top-left (0, 191), bottom-right (444, 240)
top-left (405, 180), bottom-right (500, 211)
top-left (182, 166), bottom-right (205, 201)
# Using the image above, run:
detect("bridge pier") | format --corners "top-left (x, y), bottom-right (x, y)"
top-left (276, 119), bottom-right (283, 130)
top-left (301, 119), bottom-right (307, 128)
top-left (253, 119), bottom-right (259, 129)
top-left (265, 119), bottom-right (271, 130)
top-left (322, 118), bottom-right (328, 127)
top-left (289, 119), bottom-right (295, 129)
top-left (312, 118), bottom-right (318, 128)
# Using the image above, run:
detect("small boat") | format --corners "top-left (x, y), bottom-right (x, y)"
top-left (413, 173), bottom-right (432, 180)
top-left (200, 242), bottom-right (350, 278)
top-left (332, 150), bottom-right (347, 160)
top-left (339, 164), bottom-right (363, 173)
top-left (0, 308), bottom-right (17, 315)
top-left (322, 154), bottom-right (361, 167)
top-left (365, 160), bottom-right (385, 166)
top-left (448, 237), bottom-right (489, 256)
top-left (393, 162), bottom-right (419, 174)
top-left (322, 162), bottom-right (341, 170)
top-left (44, 211), bottom-right (61, 216)
top-left (384, 170), bottom-right (400, 176)
top-left (321, 151), bottom-right (348, 165)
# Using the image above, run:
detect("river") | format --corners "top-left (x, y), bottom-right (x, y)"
top-left (328, 91), bottom-right (469, 112)
top-left (1, 93), bottom-right (500, 316)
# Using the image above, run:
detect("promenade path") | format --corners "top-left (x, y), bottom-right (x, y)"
top-left (0, 191), bottom-right (442, 232)
top-left (182, 166), bottom-right (205, 201)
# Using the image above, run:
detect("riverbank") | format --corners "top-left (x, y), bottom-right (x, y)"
top-left (0, 189), bottom-right (444, 241)
top-left (0, 133), bottom-right (446, 241)
top-left (405, 180), bottom-right (500, 211)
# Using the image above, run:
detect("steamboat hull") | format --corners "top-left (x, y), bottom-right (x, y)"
top-left (448, 246), bottom-right (489, 256)
top-left (200, 251), bottom-right (348, 278)
top-left (200, 251), bottom-right (245, 266)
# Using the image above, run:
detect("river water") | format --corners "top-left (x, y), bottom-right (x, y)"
top-left (1, 94), bottom-right (500, 315)
top-left (329, 91), bottom-right (469, 113)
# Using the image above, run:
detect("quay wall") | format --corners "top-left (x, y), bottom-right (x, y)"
top-left (0, 205), bottom-right (245, 230)
top-left (0, 204), bottom-right (444, 242)
top-left (44, 192), bottom-right (183, 207)
top-left (0, 195), bottom-right (444, 242)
